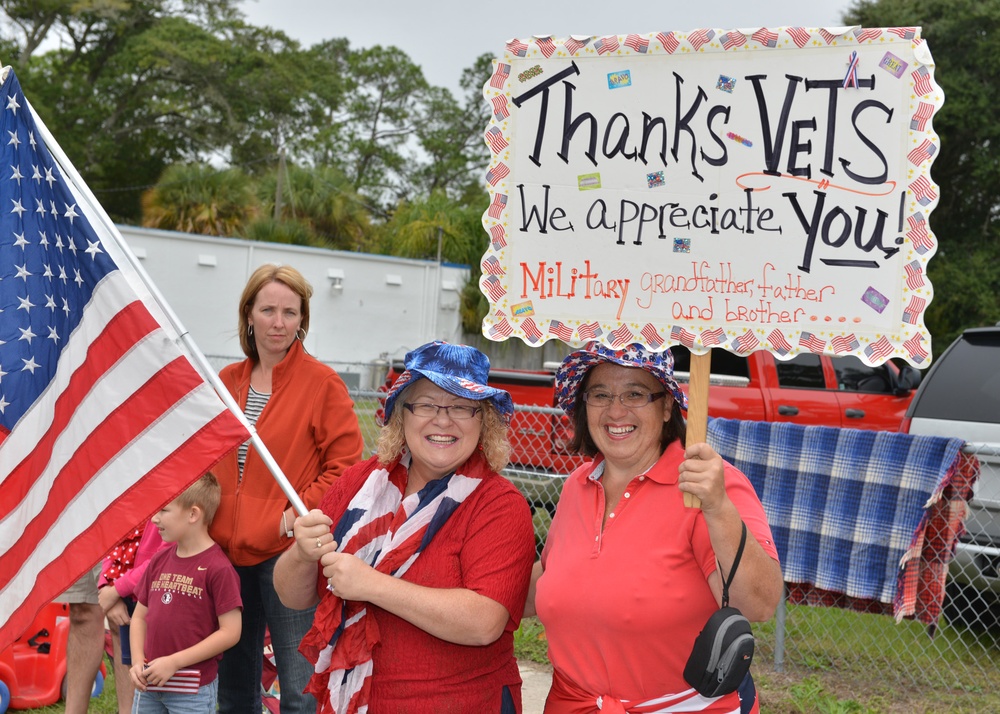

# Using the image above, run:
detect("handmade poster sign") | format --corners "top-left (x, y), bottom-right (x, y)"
top-left (480, 27), bottom-right (942, 369)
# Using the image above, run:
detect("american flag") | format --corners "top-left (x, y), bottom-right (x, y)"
top-left (564, 36), bottom-right (590, 54)
top-left (854, 28), bottom-right (883, 43)
top-left (483, 275), bottom-right (506, 302)
top-left (578, 321), bottom-right (603, 340)
top-left (906, 213), bottom-right (933, 254)
top-left (549, 320), bottom-right (574, 342)
top-left (535, 36), bottom-right (556, 58)
top-left (912, 66), bottom-right (933, 96)
top-left (521, 318), bottom-right (543, 343)
top-left (787, 27), bottom-right (812, 48)
top-left (799, 331), bottom-right (827, 352)
top-left (0, 69), bottom-right (248, 651)
top-left (609, 325), bottom-right (634, 347)
top-left (720, 31), bottom-right (747, 50)
top-left (902, 296), bottom-right (926, 325)
top-left (700, 327), bottom-right (727, 347)
top-left (490, 95), bottom-right (509, 121)
top-left (904, 333), bottom-right (929, 364)
top-left (687, 29), bottom-right (716, 51)
top-left (147, 669), bottom-right (202, 694)
top-left (656, 31), bottom-right (680, 53)
top-left (767, 329), bottom-right (793, 355)
top-left (624, 34), bottom-right (648, 53)
top-left (670, 325), bottom-right (695, 347)
top-left (832, 334), bottom-right (860, 353)
top-left (751, 29), bottom-right (778, 47)
top-left (485, 162), bottom-right (510, 186)
top-left (481, 255), bottom-right (503, 276)
top-left (909, 175), bottom-right (937, 206)
top-left (484, 126), bottom-right (508, 154)
top-left (733, 331), bottom-right (760, 353)
top-left (487, 193), bottom-right (507, 219)
top-left (910, 102), bottom-right (934, 131)
top-left (506, 39), bottom-right (528, 57)
top-left (489, 63), bottom-right (511, 89)
top-left (904, 260), bottom-right (925, 289)
top-left (488, 314), bottom-right (513, 339)
top-left (594, 35), bottom-right (620, 55)
top-left (640, 323), bottom-right (663, 348)
top-left (888, 27), bottom-right (917, 40)
top-left (864, 336), bottom-right (894, 361)
top-left (907, 139), bottom-right (937, 166)
top-left (819, 29), bottom-right (840, 45)
top-left (488, 223), bottom-right (507, 249)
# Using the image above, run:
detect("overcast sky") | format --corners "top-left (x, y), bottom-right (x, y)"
top-left (237, 0), bottom-right (860, 94)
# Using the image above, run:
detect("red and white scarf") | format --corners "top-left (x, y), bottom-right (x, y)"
top-left (299, 451), bottom-right (488, 714)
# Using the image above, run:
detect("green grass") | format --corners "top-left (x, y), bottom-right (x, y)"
top-left (514, 617), bottom-right (549, 665)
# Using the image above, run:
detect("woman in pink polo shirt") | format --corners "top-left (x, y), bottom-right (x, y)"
top-left (528, 342), bottom-right (783, 714)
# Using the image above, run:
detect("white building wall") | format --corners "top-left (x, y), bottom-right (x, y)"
top-left (117, 226), bottom-right (469, 388)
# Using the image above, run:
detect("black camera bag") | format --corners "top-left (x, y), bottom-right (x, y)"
top-left (683, 522), bottom-right (755, 698)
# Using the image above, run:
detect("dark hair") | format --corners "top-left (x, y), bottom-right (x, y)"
top-left (568, 370), bottom-right (687, 458)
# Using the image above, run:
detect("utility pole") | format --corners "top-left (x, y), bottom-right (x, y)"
top-left (436, 225), bottom-right (443, 263)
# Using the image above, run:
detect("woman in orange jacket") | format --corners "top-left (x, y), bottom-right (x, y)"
top-left (211, 264), bottom-right (364, 714)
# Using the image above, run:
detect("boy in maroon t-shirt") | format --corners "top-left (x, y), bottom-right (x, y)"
top-left (130, 474), bottom-right (242, 713)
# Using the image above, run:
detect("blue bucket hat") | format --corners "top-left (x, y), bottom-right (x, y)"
top-left (381, 342), bottom-right (514, 425)
top-left (555, 342), bottom-right (688, 415)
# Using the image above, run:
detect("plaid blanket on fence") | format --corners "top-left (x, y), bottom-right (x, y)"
top-left (707, 419), bottom-right (978, 629)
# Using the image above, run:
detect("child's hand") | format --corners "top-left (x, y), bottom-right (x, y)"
top-left (129, 661), bottom-right (148, 691)
top-left (106, 599), bottom-right (131, 627)
top-left (142, 656), bottom-right (180, 688)
top-left (98, 585), bottom-right (122, 615)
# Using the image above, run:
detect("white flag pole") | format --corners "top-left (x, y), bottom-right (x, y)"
top-left (27, 96), bottom-right (308, 517)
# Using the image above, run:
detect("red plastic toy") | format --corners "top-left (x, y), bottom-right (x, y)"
top-left (0, 602), bottom-right (106, 712)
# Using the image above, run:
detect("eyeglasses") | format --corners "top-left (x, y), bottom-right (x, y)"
top-left (402, 402), bottom-right (482, 420)
top-left (582, 390), bottom-right (667, 408)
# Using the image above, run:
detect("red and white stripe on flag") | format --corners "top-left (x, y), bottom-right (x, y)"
top-left (146, 669), bottom-right (202, 694)
top-left (0, 68), bottom-right (249, 652)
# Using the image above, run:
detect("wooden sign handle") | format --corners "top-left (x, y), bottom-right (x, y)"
top-left (683, 351), bottom-right (712, 509)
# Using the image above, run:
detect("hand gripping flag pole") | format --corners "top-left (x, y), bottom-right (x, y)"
top-left (26, 90), bottom-right (308, 518)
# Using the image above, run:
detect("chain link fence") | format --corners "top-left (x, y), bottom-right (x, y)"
top-left (347, 386), bottom-right (999, 694)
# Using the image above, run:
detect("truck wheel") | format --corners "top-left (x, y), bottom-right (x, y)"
top-left (0, 679), bottom-right (11, 713)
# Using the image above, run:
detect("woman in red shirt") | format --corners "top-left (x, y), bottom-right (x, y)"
top-left (527, 342), bottom-right (783, 714)
top-left (274, 341), bottom-right (536, 714)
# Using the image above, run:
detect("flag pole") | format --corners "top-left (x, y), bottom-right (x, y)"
top-left (683, 351), bottom-right (712, 509)
top-left (27, 100), bottom-right (308, 517)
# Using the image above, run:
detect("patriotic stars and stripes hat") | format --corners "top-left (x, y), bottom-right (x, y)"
top-left (555, 342), bottom-right (689, 416)
top-left (381, 341), bottom-right (514, 425)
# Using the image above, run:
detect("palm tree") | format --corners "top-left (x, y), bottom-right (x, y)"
top-left (255, 164), bottom-right (377, 252)
top-left (141, 163), bottom-right (258, 237)
top-left (378, 190), bottom-right (484, 265)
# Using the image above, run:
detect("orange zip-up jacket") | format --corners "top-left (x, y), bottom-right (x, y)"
top-left (210, 339), bottom-right (364, 566)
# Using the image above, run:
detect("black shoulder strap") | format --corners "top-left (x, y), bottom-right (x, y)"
top-left (720, 521), bottom-right (747, 609)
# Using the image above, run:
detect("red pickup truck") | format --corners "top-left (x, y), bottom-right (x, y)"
top-left (382, 346), bottom-right (921, 476)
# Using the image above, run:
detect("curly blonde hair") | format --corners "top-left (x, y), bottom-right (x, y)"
top-left (376, 382), bottom-right (511, 473)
